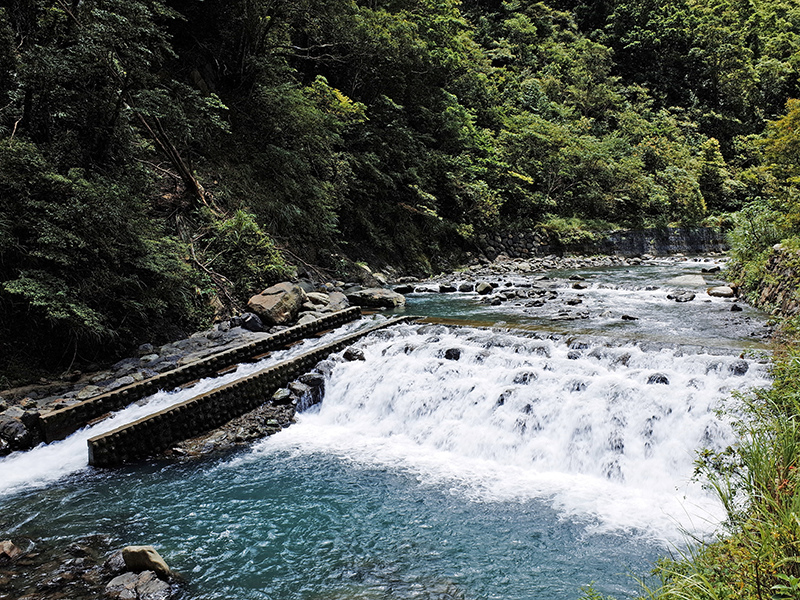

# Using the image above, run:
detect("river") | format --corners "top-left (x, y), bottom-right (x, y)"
top-left (0, 257), bottom-right (772, 599)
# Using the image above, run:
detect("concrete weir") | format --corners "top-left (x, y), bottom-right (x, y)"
top-left (88, 315), bottom-right (418, 467)
top-left (41, 308), bottom-right (363, 443)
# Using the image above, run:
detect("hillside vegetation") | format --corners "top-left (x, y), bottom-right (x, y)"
top-left (2, 0), bottom-right (800, 377)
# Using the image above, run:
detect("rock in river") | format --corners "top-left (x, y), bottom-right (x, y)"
top-left (346, 288), bottom-right (406, 308)
top-left (707, 286), bottom-right (735, 298)
top-left (121, 545), bottom-right (171, 580)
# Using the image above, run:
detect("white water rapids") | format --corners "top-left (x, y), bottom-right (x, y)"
top-left (0, 279), bottom-right (772, 546)
top-left (253, 323), bottom-right (770, 543)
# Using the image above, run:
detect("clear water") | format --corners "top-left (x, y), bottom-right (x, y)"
top-left (0, 259), bottom-right (773, 600)
top-left (395, 258), bottom-right (768, 350)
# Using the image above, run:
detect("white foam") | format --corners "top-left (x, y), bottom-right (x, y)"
top-left (251, 324), bottom-right (768, 543)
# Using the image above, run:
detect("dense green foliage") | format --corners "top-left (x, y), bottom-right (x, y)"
top-left (2, 0), bottom-right (800, 377)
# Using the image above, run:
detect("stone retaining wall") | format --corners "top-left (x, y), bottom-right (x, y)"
top-left (41, 308), bottom-right (362, 443)
top-left (737, 245), bottom-right (800, 316)
top-left (477, 227), bottom-right (727, 259)
top-left (88, 316), bottom-right (418, 467)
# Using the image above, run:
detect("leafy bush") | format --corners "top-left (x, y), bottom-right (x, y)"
top-left (200, 210), bottom-right (291, 298)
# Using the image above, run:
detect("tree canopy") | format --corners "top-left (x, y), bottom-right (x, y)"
top-left (2, 0), bottom-right (800, 378)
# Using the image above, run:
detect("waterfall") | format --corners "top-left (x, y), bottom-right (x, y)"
top-left (258, 323), bottom-right (770, 542)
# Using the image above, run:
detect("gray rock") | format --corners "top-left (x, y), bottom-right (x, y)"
top-left (139, 354), bottom-right (160, 366)
top-left (248, 282), bottom-right (308, 325)
top-left (439, 284), bottom-right (457, 293)
top-left (272, 388), bottom-right (293, 404)
top-left (105, 571), bottom-right (139, 599)
top-left (106, 376), bottom-right (136, 392)
top-left (299, 373), bottom-right (325, 388)
top-left (296, 313), bottom-right (320, 326)
top-left (394, 284), bottom-right (415, 294)
top-left (729, 360), bottom-right (749, 376)
top-left (346, 288), bottom-right (405, 308)
top-left (647, 373), bottom-right (670, 385)
top-left (707, 286), bottom-right (735, 298)
top-left (306, 292), bottom-right (330, 305)
top-left (444, 348), bottom-right (461, 361)
top-left (621, 314), bottom-right (638, 321)
top-left (667, 291), bottom-right (696, 303)
top-left (0, 416), bottom-right (30, 450)
top-left (77, 384), bottom-right (104, 400)
top-left (105, 571), bottom-right (172, 600)
top-left (137, 343), bottom-right (155, 357)
top-left (104, 550), bottom-right (127, 575)
top-left (121, 545), bottom-right (171, 580)
top-left (137, 571), bottom-right (172, 600)
top-left (731, 304), bottom-right (743, 312)
top-left (476, 282), bottom-right (493, 295)
top-left (288, 381), bottom-right (311, 397)
top-left (458, 282), bottom-right (474, 292)
top-left (239, 312), bottom-right (264, 332)
top-left (326, 291), bottom-right (349, 311)
top-left (343, 347), bottom-right (366, 361)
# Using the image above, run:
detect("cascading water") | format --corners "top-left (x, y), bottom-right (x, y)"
top-left (259, 323), bottom-right (769, 541)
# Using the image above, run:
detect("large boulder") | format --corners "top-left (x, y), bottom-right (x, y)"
top-left (346, 288), bottom-right (406, 308)
top-left (122, 545), bottom-right (171, 580)
top-left (707, 286), bottom-right (735, 298)
top-left (247, 282), bottom-right (307, 325)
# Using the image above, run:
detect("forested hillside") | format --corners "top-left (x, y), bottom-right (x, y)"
top-left (2, 0), bottom-right (800, 378)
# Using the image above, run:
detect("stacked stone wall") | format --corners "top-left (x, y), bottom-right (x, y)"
top-left (739, 245), bottom-right (800, 317)
top-left (41, 308), bottom-right (361, 443)
top-left (88, 316), bottom-right (418, 467)
top-left (477, 227), bottom-right (727, 260)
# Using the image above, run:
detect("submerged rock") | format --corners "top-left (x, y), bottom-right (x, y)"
top-left (729, 360), bottom-right (750, 376)
top-left (444, 348), bottom-right (461, 361)
top-left (667, 291), bottom-right (696, 303)
top-left (343, 347), bottom-right (366, 361)
top-left (647, 373), bottom-right (670, 385)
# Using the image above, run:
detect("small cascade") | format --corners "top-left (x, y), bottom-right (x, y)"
top-left (269, 323), bottom-right (770, 540)
top-left (0, 318), bottom-right (383, 497)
